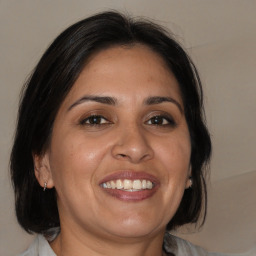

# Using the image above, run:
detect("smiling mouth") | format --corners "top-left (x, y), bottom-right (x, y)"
top-left (99, 171), bottom-right (159, 201)
top-left (100, 179), bottom-right (154, 191)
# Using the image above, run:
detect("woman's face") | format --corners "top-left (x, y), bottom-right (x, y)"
top-left (37, 45), bottom-right (191, 240)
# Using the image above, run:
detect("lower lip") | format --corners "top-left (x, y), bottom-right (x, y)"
top-left (101, 187), bottom-right (158, 201)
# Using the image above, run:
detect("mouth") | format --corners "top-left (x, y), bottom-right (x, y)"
top-left (100, 179), bottom-right (154, 191)
top-left (99, 171), bottom-right (159, 201)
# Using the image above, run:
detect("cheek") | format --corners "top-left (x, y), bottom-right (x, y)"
top-left (155, 135), bottom-right (191, 219)
top-left (48, 137), bottom-right (108, 218)
top-left (48, 134), bottom-right (106, 189)
top-left (157, 133), bottom-right (191, 174)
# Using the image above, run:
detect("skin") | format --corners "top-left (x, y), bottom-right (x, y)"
top-left (34, 44), bottom-right (192, 256)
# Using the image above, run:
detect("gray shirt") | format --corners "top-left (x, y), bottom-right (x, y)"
top-left (18, 233), bottom-right (255, 256)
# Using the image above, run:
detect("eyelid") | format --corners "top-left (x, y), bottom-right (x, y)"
top-left (79, 114), bottom-right (111, 125)
top-left (144, 112), bottom-right (177, 127)
top-left (145, 110), bottom-right (175, 120)
top-left (77, 107), bottom-right (114, 126)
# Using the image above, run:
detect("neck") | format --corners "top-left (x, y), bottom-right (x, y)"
top-left (50, 226), bottom-right (166, 256)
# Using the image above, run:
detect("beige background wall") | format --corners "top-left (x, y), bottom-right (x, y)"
top-left (1, 1), bottom-right (255, 255)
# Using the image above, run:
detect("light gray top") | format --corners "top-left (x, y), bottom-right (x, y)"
top-left (18, 233), bottom-right (255, 256)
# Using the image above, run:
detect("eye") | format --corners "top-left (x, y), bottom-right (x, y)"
top-left (146, 115), bottom-right (176, 126)
top-left (80, 115), bottom-right (110, 125)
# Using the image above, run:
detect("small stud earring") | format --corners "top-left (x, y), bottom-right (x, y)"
top-left (189, 177), bottom-right (193, 188)
top-left (43, 182), bottom-right (47, 192)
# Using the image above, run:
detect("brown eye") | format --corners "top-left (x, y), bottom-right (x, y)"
top-left (146, 115), bottom-right (176, 126)
top-left (80, 115), bottom-right (109, 125)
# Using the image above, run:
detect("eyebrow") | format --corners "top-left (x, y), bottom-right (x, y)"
top-left (144, 96), bottom-right (183, 113)
top-left (68, 96), bottom-right (116, 111)
top-left (68, 95), bottom-right (183, 113)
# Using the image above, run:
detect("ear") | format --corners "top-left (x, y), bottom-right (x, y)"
top-left (33, 152), bottom-right (55, 190)
top-left (185, 165), bottom-right (192, 189)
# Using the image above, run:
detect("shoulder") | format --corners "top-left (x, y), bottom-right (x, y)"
top-left (17, 235), bottom-right (56, 256)
top-left (164, 233), bottom-right (235, 256)
top-left (171, 235), bottom-right (208, 255)
top-left (164, 233), bottom-right (207, 255)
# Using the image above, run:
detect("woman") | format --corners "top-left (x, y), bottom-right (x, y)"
top-left (10, 11), bottom-right (220, 256)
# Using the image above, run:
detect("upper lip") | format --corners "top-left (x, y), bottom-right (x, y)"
top-left (99, 170), bottom-right (160, 185)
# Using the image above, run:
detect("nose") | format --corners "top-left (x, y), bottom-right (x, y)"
top-left (111, 125), bottom-right (154, 164)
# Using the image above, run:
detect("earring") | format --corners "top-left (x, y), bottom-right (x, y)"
top-left (188, 177), bottom-right (193, 188)
top-left (43, 182), bottom-right (47, 192)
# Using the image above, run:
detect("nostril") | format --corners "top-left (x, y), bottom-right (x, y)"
top-left (111, 140), bottom-right (154, 163)
top-left (116, 154), bottom-right (128, 160)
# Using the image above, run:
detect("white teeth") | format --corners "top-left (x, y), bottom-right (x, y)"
top-left (110, 180), bottom-right (116, 189)
top-left (133, 180), bottom-right (142, 190)
top-left (102, 179), bottom-right (154, 191)
top-left (146, 180), bottom-right (153, 189)
top-left (142, 180), bottom-right (147, 189)
top-left (116, 179), bottom-right (123, 189)
top-left (123, 179), bottom-right (133, 189)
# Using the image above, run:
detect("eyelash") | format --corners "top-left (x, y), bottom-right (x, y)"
top-left (146, 115), bottom-right (176, 127)
top-left (79, 114), bottom-right (176, 127)
top-left (79, 115), bottom-right (110, 126)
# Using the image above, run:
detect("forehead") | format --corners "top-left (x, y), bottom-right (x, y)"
top-left (63, 44), bottom-right (183, 106)
top-left (84, 44), bottom-right (173, 82)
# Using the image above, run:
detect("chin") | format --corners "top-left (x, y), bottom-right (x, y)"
top-left (103, 215), bottom-right (165, 239)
